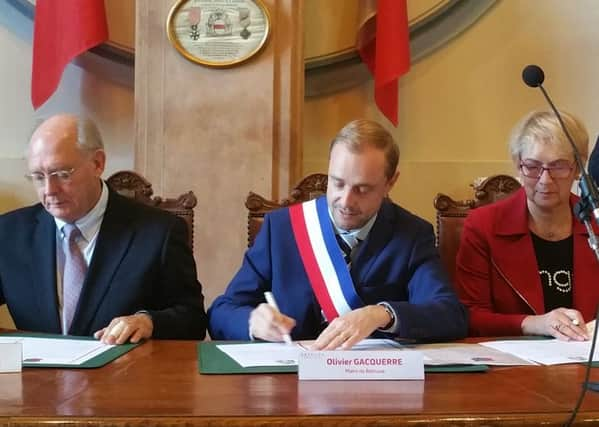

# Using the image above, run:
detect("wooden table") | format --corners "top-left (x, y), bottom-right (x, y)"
top-left (1, 339), bottom-right (599, 426)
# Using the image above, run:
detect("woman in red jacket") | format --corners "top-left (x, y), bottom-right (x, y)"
top-left (456, 110), bottom-right (599, 340)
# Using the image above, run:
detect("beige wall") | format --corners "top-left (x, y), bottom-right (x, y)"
top-left (304, 0), bottom-right (599, 225)
top-left (134, 0), bottom-right (303, 307)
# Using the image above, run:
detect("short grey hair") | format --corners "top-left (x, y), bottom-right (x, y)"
top-left (76, 117), bottom-right (104, 151)
top-left (30, 114), bottom-right (104, 152)
top-left (509, 110), bottom-right (588, 170)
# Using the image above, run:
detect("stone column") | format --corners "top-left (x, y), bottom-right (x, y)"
top-left (135, 0), bottom-right (304, 305)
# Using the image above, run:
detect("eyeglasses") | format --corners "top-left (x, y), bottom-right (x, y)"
top-left (25, 168), bottom-right (76, 186)
top-left (519, 159), bottom-right (574, 179)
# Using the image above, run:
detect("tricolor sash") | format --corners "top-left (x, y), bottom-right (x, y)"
top-left (289, 196), bottom-right (364, 321)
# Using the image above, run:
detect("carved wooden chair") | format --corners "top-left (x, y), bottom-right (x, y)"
top-left (433, 174), bottom-right (522, 283)
top-left (106, 170), bottom-right (198, 250)
top-left (245, 173), bottom-right (328, 247)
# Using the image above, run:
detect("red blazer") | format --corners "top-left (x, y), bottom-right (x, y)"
top-left (456, 188), bottom-right (599, 336)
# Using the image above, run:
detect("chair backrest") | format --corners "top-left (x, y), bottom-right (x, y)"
top-left (106, 170), bottom-right (197, 250)
top-left (433, 174), bottom-right (521, 283)
top-left (246, 173), bottom-right (328, 247)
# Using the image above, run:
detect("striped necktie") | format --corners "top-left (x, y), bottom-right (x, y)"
top-left (335, 234), bottom-right (352, 264)
top-left (61, 223), bottom-right (87, 334)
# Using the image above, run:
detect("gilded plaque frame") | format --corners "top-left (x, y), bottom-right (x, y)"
top-left (166, 0), bottom-right (271, 68)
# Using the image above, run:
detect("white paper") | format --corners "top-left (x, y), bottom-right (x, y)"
top-left (217, 342), bottom-right (301, 367)
top-left (481, 339), bottom-right (599, 365)
top-left (216, 338), bottom-right (401, 368)
top-left (0, 337), bottom-right (114, 366)
top-left (0, 342), bottom-right (22, 372)
top-left (414, 343), bottom-right (535, 366)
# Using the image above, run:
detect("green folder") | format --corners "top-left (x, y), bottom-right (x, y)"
top-left (198, 341), bottom-right (489, 374)
top-left (0, 332), bottom-right (139, 368)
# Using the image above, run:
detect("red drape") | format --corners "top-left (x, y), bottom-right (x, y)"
top-left (31, 0), bottom-right (108, 109)
top-left (357, 0), bottom-right (411, 126)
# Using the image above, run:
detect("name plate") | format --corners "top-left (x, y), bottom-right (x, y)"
top-left (0, 342), bottom-right (22, 373)
top-left (298, 350), bottom-right (424, 380)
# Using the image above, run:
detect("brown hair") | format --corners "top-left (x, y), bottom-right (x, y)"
top-left (329, 119), bottom-right (399, 179)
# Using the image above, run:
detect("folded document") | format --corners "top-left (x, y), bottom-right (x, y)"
top-left (215, 339), bottom-right (533, 368)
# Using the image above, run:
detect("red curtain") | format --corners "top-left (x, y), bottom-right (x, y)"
top-left (31, 0), bottom-right (108, 109)
top-left (357, 0), bottom-right (411, 126)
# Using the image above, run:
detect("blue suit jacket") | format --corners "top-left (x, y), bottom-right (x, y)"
top-left (0, 189), bottom-right (207, 339)
top-left (208, 197), bottom-right (467, 341)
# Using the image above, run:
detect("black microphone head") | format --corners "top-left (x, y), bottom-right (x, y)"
top-left (522, 65), bottom-right (545, 87)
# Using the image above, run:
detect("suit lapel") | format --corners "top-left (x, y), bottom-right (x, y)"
top-left (490, 189), bottom-right (545, 314)
top-left (70, 191), bottom-right (135, 335)
top-left (31, 209), bottom-right (61, 332)
top-left (491, 235), bottom-right (544, 314)
top-left (351, 200), bottom-right (394, 286)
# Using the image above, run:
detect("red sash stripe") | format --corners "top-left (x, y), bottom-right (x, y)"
top-left (289, 204), bottom-right (338, 320)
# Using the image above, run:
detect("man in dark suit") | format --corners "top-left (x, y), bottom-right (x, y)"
top-left (208, 119), bottom-right (467, 349)
top-left (0, 114), bottom-right (206, 343)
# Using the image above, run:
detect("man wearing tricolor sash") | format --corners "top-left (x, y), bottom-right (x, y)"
top-left (209, 120), bottom-right (467, 349)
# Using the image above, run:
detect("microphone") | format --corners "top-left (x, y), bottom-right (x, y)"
top-left (523, 65), bottom-right (599, 427)
top-left (521, 64), bottom-right (599, 227)
top-left (522, 64), bottom-right (544, 87)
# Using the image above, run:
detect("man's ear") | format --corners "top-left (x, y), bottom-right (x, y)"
top-left (93, 149), bottom-right (106, 177)
top-left (387, 169), bottom-right (400, 190)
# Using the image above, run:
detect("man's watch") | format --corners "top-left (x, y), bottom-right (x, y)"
top-left (378, 302), bottom-right (396, 331)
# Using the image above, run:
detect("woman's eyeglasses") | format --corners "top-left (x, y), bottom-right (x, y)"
top-left (519, 160), bottom-right (573, 179)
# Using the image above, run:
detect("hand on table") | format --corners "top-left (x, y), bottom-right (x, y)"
top-left (94, 313), bottom-right (153, 344)
top-left (522, 308), bottom-right (588, 341)
top-left (310, 305), bottom-right (392, 350)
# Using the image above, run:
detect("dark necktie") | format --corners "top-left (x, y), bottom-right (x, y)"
top-left (335, 234), bottom-right (353, 265)
top-left (62, 224), bottom-right (87, 334)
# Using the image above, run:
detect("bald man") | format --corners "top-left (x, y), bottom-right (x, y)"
top-left (0, 114), bottom-right (206, 343)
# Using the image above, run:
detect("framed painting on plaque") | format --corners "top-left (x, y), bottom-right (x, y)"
top-left (166, 0), bottom-right (270, 67)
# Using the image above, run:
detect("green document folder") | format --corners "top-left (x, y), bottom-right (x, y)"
top-left (198, 341), bottom-right (488, 374)
top-left (0, 332), bottom-right (139, 368)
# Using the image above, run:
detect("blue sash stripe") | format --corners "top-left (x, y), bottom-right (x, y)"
top-left (315, 197), bottom-right (364, 311)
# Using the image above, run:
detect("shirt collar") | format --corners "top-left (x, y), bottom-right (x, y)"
top-left (328, 207), bottom-right (378, 245)
top-left (55, 180), bottom-right (109, 241)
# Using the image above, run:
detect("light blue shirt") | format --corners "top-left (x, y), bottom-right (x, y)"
top-left (329, 209), bottom-right (377, 259)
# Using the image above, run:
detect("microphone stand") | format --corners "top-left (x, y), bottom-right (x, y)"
top-left (574, 193), bottom-right (599, 261)
top-left (535, 82), bottom-right (599, 427)
top-left (536, 84), bottom-right (599, 232)
top-left (536, 83), bottom-right (599, 256)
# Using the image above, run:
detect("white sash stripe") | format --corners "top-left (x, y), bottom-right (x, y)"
top-left (302, 200), bottom-right (353, 317)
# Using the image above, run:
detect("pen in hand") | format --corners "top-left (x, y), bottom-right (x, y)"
top-left (264, 291), bottom-right (293, 345)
